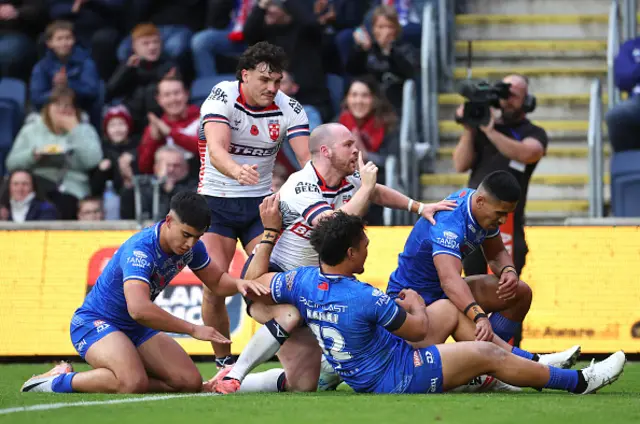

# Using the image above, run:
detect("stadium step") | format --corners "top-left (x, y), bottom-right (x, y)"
top-left (420, 173), bottom-right (610, 187)
top-left (420, 198), bottom-right (593, 215)
top-left (453, 66), bottom-right (606, 79)
top-left (437, 120), bottom-right (600, 143)
top-left (436, 144), bottom-right (611, 159)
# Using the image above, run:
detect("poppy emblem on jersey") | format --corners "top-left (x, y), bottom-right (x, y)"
top-left (250, 125), bottom-right (259, 136)
top-left (318, 281), bottom-right (329, 291)
top-left (459, 190), bottom-right (467, 197)
top-left (268, 119), bottom-right (280, 141)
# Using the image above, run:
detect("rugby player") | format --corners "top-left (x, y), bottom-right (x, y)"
top-left (242, 211), bottom-right (626, 395)
top-left (20, 192), bottom-right (269, 394)
top-left (198, 41), bottom-right (311, 368)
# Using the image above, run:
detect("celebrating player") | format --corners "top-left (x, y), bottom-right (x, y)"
top-left (205, 122), bottom-right (457, 393)
top-left (198, 41), bottom-right (311, 368)
top-left (240, 211), bottom-right (626, 395)
top-left (21, 192), bottom-right (269, 394)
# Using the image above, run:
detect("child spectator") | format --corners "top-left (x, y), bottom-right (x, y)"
top-left (77, 196), bottom-right (104, 221)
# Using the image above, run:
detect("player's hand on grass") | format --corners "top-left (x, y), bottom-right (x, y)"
top-left (357, 151), bottom-right (378, 190)
top-left (396, 289), bottom-right (426, 312)
top-left (497, 268), bottom-right (519, 301)
top-left (420, 200), bottom-right (458, 224)
top-left (259, 193), bottom-right (282, 231)
top-left (475, 318), bottom-right (494, 342)
top-left (190, 324), bottom-right (231, 344)
top-left (235, 164), bottom-right (260, 185)
top-left (236, 279), bottom-right (271, 297)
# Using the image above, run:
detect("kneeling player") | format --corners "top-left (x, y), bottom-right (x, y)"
top-left (21, 192), bottom-right (269, 394)
top-left (246, 212), bottom-right (626, 395)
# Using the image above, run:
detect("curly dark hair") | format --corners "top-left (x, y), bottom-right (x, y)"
top-left (310, 212), bottom-right (366, 266)
top-left (236, 41), bottom-right (289, 81)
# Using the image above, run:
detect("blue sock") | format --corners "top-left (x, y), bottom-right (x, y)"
top-left (489, 312), bottom-right (519, 342)
top-left (51, 372), bottom-right (76, 393)
top-left (512, 346), bottom-right (535, 360)
top-left (543, 367), bottom-right (578, 392)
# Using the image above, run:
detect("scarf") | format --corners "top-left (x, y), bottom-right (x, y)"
top-left (10, 192), bottom-right (36, 223)
top-left (338, 111), bottom-right (386, 153)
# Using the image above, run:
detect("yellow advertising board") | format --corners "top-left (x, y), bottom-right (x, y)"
top-left (1, 226), bottom-right (639, 356)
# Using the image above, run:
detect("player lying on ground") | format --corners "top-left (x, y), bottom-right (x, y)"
top-left (222, 212), bottom-right (626, 395)
top-left (203, 122), bottom-right (456, 392)
top-left (208, 196), bottom-right (584, 394)
top-left (198, 41), bottom-right (311, 369)
top-left (21, 192), bottom-right (269, 394)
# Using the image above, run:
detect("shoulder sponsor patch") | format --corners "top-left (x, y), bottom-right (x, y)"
top-left (443, 231), bottom-right (458, 240)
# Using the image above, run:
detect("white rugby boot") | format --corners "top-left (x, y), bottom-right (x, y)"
top-left (21, 361), bottom-right (74, 393)
top-left (579, 351), bottom-right (626, 394)
top-left (538, 345), bottom-right (581, 369)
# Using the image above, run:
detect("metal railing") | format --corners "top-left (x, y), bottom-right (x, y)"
top-left (438, 0), bottom-right (455, 92)
top-left (622, 0), bottom-right (637, 41)
top-left (421, 2), bottom-right (439, 159)
top-left (587, 79), bottom-right (605, 218)
top-left (607, 0), bottom-right (622, 109)
top-left (383, 155), bottom-right (398, 226)
top-left (398, 79), bottom-right (419, 225)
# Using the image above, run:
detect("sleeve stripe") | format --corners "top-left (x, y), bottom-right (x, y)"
top-left (432, 250), bottom-right (462, 260)
top-left (307, 207), bottom-right (333, 225)
top-left (382, 306), bottom-right (399, 327)
top-left (203, 118), bottom-right (230, 127)
top-left (123, 276), bottom-right (151, 284)
top-left (190, 256), bottom-right (211, 271)
top-left (287, 125), bottom-right (309, 132)
top-left (288, 131), bottom-right (310, 139)
top-left (203, 113), bottom-right (229, 122)
top-left (302, 201), bottom-right (330, 220)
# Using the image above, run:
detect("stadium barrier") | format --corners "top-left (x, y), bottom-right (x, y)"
top-left (1, 223), bottom-right (639, 356)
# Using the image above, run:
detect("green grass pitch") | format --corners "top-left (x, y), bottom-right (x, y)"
top-left (1, 361), bottom-right (639, 424)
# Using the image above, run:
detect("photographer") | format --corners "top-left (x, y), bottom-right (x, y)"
top-left (452, 74), bottom-right (548, 281)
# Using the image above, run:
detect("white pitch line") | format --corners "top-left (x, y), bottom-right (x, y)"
top-left (0, 392), bottom-right (220, 415)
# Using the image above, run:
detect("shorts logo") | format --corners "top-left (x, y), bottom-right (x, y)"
top-left (75, 338), bottom-right (87, 352)
top-left (424, 350), bottom-right (434, 364)
top-left (268, 119), bottom-right (280, 141)
top-left (93, 320), bottom-right (110, 333)
top-left (413, 350), bottom-right (423, 368)
top-left (250, 125), bottom-right (259, 136)
top-left (429, 377), bottom-right (439, 393)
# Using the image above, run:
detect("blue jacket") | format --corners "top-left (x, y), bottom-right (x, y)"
top-left (29, 46), bottom-right (100, 111)
top-left (7, 199), bottom-right (58, 221)
top-left (614, 37), bottom-right (640, 93)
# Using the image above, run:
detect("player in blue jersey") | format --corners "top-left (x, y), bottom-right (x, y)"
top-left (20, 192), bottom-right (269, 394)
top-left (240, 212), bottom-right (625, 395)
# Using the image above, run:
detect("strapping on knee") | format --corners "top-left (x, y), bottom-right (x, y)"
top-left (265, 319), bottom-right (290, 345)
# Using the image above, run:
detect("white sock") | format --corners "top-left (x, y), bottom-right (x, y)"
top-left (227, 324), bottom-right (283, 381)
top-left (238, 368), bottom-right (285, 393)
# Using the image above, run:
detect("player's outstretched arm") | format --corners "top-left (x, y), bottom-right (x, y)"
top-left (390, 289), bottom-right (429, 342)
top-left (205, 122), bottom-right (259, 185)
top-left (370, 184), bottom-right (457, 224)
top-left (123, 280), bottom-right (230, 343)
top-left (244, 194), bottom-right (282, 280)
top-left (194, 262), bottom-right (270, 298)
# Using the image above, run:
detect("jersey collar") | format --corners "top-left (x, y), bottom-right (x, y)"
top-left (310, 162), bottom-right (349, 191)
top-left (237, 81), bottom-right (279, 112)
top-left (319, 265), bottom-right (357, 281)
top-left (465, 190), bottom-right (483, 232)
top-left (153, 220), bottom-right (170, 261)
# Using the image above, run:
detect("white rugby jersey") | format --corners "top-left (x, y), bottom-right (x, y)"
top-left (271, 161), bottom-right (362, 271)
top-left (198, 80), bottom-right (310, 197)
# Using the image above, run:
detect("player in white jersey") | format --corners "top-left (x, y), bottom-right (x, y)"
top-left (198, 42), bottom-right (311, 367)
top-left (202, 123), bottom-right (456, 393)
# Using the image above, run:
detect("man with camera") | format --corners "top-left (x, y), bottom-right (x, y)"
top-left (452, 74), bottom-right (548, 343)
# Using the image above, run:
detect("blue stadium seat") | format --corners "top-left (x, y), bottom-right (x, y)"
top-left (190, 74), bottom-right (236, 108)
top-left (0, 78), bottom-right (26, 176)
top-left (611, 150), bottom-right (640, 217)
top-left (326, 73), bottom-right (345, 115)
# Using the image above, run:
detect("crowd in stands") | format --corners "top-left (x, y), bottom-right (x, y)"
top-left (0, 0), bottom-right (450, 225)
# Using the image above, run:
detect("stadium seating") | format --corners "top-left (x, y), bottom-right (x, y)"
top-left (190, 74), bottom-right (235, 108)
top-left (610, 150), bottom-right (640, 217)
top-left (0, 78), bottom-right (27, 176)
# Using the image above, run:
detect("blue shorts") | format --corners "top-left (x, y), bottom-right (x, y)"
top-left (204, 195), bottom-right (266, 246)
top-left (386, 281), bottom-right (448, 305)
top-left (404, 346), bottom-right (445, 394)
top-left (70, 308), bottom-right (159, 359)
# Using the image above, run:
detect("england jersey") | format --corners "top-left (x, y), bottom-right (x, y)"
top-left (270, 266), bottom-right (416, 393)
top-left (387, 189), bottom-right (500, 303)
top-left (271, 162), bottom-right (362, 271)
top-left (198, 80), bottom-right (310, 198)
top-left (81, 221), bottom-right (210, 330)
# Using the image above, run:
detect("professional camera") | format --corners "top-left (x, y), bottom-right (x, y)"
top-left (454, 80), bottom-right (512, 127)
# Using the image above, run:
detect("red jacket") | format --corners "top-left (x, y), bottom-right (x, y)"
top-left (138, 104), bottom-right (201, 174)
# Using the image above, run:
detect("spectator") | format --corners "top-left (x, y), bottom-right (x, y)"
top-left (120, 145), bottom-right (197, 220)
top-left (0, 0), bottom-right (47, 81)
top-left (106, 23), bottom-right (176, 135)
top-left (0, 169), bottom-right (58, 222)
top-left (337, 76), bottom-right (398, 225)
top-left (137, 76), bottom-right (200, 175)
top-left (191, 0), bottom-right (253, 77)
top-left (244, 0), bottom-right (333, 122)
top-left (345, 5), bottom-right (418, 113)
top-left (77, 195), bottom-right (103, 220)
top-left (6, 85), bottom-right (103, 203)
top-left (90, 105), bottom-right (137, 197)
top-left (46, 0), bottom-right (124, 80)
top-left (116, 0), bottom-right (203, 74)
top-left (30, 20), bottom-right (100, 115)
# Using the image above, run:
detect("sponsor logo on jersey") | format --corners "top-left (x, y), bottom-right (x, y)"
top-left (443, 231), bottom-right (458, 240)
top-left (290, 222), bottom-right (313, 239)
top-left (294, 181), bottom-right (320, 194)
top-left (133, 250), bottom-right (147, 259)
top-left (468, 224), bottom-right (476, 233)
top-left (93, 320), bottom-right (110, 333)
top-left (424, 350), bottom-right (435, 364)
top-left (268, 119), bottom-right (280, 141)
top-left (250, 125), bottom-right (259, 136)
top-left (436, 237), bottom-right (459, 250)
top-left (413, 350), bottom-right (423, 367)
top-left (285, 270), bottom-right (297, 291)
top-left (273, 275), bottom-right (283, 300)
top-left (372, 288), bottom-right (384, 297)
top-left (228, 142), bottom-right (280, 157)
top-left (207, 87), bottom-right (228, 103)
